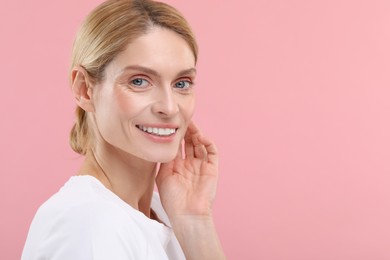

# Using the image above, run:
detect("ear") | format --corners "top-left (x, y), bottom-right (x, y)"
top-left (71, 66), bottom-right (95, 112)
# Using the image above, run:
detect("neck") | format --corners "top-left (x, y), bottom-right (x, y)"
top-left (77, 142), bottom-right (158, 217)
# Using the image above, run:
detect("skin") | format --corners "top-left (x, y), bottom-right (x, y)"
top-left (71, 26), bottom-right (225, 259)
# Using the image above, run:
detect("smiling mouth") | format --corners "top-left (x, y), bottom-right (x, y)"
top-left (136, 125), bottom-right (178, 136)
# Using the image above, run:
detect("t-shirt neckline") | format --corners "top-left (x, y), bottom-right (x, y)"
top-left (69, 175), bottom-right (167, 228)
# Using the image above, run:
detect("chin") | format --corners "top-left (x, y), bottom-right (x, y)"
top-left (147, 152), bottom-right (178, 163)
top-left (136, 145), bottom-right (180, 163)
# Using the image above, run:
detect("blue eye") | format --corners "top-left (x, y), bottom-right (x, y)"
top-left (175, 80), bottom-right (192, 89)
top-left (130, 78), bottom-right (150, 88)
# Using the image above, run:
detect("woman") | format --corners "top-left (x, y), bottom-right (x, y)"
top-left (22, 0), bottom-right (225, 259)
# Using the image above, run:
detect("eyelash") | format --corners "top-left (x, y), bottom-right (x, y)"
top-left (174, 79), bottom-right (193, 90)
top-left (128, 77), bottom-right (194, 90)
top-left (129, 78), bottom-right (151, 88)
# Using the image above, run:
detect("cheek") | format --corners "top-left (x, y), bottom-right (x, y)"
top-left (115, 91), bottom-right (147, 118)
top-left (180, 96), bottom-right (196, 121)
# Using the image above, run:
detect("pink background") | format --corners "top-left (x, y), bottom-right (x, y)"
top-left (1, 0), bottom-right (390, 259)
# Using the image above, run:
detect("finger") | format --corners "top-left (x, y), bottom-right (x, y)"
top-left (184, 122), bottom-right (196, 158)
top-left (156, 160), bottom-right (174, 187)
top-left (194, 136), bottom-right (208, 160)
top-left (177, 140), bottom-right (184, 159)
top-left (187, 122), bottom-right (213, 161)
top-left (186, 120), bottom-right (202, 136)
top-left (199, 135), bottom-right (218, 165)
top-left (184, 135), bottom-right (194, 158)
top-left (156, 142), bottom-right (184, 185)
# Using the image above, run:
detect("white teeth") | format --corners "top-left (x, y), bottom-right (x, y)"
top-left (158, 128), bottom-right (165, 135)
top-left (137, 125), bottom-right (176, 136)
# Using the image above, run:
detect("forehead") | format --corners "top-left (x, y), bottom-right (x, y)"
top-left (107, 27), bottom-right (196, 78)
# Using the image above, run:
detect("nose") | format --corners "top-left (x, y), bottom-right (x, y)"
top-left (152, 87), bottom-right (179, 118)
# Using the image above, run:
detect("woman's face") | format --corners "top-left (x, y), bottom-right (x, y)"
top-left (91, 27), bottom-right (196, 162)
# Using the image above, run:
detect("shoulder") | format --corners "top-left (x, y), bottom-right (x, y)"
top-left (33, 176), bottom-right (132, 227)
top-left (23, 176), bottom-right (147, 260)
top-left (36, 175), bottom-right (147, 238)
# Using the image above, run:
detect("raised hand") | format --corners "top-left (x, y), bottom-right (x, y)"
top-left (156, 121), bottom-right (225, 259)
top-left (155, 121), bottom-right (219, 219)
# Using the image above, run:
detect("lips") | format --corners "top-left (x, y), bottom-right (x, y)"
top-left (136, 125), bottom-right (178, 137)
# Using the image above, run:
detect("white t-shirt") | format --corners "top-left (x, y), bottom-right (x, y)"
top-left (22, 175), bottom-right (185, 260)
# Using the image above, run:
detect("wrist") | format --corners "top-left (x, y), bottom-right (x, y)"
top-left (169, 215), bottom-right (225, 260)
top-left (169, 214), bottom-right (217, 245)
top-left (170, 214), bottom-right (215, 232)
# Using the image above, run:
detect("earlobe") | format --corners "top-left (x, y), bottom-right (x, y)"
top-left (71, 66), bottom-right (95, 112)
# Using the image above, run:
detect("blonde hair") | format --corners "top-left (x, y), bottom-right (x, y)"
top-left (69, 0), bottom-right (198, 155)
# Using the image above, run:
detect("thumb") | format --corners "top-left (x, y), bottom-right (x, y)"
top-left (156, 160), bottom-right (174, 188)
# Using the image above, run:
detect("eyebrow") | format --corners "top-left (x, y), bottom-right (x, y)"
top-left (119, 65), bottom-right (197, 78)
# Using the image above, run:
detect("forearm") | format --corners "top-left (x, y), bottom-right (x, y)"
top-left (171, 215), bottom-right (226, 260)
